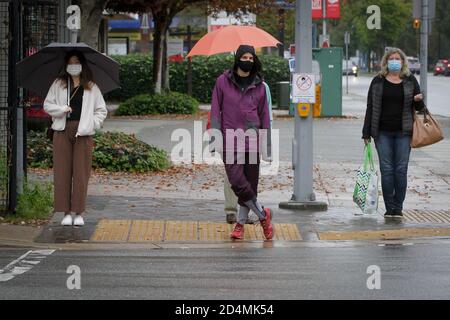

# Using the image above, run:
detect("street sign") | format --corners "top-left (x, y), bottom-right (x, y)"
top-left (344, 31), bottom-right (350, 45)
top-left (274, 0), bottom-right (296, 9)
top-left (292, 73), bottom-right (316, 103)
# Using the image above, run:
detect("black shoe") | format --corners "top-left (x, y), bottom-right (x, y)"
top-left (392, 210), bottom-right (404, 218)
top-left (384, 211), bottom-right (396, 218)
top-left (226, 212), bottom-right (237, 224)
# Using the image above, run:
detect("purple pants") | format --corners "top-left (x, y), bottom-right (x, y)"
top-left (223, 152), bottom-right (260, 207)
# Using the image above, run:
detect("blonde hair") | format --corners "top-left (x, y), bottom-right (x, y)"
top-left (379, 47), bottom-right (411, 78)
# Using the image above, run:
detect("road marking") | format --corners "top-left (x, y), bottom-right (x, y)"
top-left (0, 250), bottom-right (55, 282)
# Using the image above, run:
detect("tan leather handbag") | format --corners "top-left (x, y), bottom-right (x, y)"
top-left (411, 108), bottom-right (444, 148)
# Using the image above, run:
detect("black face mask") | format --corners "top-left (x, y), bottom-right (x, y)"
top-left (238, 60), bottom-right (254, 73)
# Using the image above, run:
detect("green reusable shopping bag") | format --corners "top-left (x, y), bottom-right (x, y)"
top-left (353, 143), bottom-right (379, 214)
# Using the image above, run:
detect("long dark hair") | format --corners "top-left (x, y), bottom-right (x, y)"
top-left (56, 50), bottom-right (94, 90)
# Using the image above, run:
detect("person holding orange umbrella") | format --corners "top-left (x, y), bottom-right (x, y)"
top-left (210, 44), bottom-right (273, 240)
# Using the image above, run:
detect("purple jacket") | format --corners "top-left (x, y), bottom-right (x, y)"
top-left (210, 69), bottom-right (271, 154)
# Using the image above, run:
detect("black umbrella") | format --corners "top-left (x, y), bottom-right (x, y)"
top-left (16, 42), bottom-right (120, 97)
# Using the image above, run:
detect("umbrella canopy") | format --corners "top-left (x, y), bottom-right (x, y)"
top-left (187, 25), bottom-right (281, 58)
top-left (16, 42), bottom-right (120, 97)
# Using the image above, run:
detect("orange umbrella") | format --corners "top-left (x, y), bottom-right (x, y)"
top-left (186, 25), bottom-right (281, 58)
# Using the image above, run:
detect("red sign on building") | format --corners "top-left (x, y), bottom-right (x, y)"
top-left (312, 0), bottom-right (341, 20)
top-left (312, 0), bottom-right (323, 19)
top-left (326, 0), bottom-right (341, 19)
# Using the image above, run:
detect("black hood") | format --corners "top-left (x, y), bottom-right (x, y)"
top-left (233, 44), bottom-right (262, 76)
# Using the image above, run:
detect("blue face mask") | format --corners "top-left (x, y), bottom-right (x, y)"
top-left (388, 60), bottom-right (402, 72)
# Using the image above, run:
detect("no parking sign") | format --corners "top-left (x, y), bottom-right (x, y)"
top-left (292, 73), bottom-right (316, 104)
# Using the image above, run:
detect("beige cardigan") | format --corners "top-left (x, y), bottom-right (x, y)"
top-left (44, 79), bottom-right (108, 137)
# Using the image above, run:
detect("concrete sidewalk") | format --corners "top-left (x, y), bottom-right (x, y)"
top-left (2, 100), bottom-right (450, 248)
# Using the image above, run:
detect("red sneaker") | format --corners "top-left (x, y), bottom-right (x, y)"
top-left (260, 208), bottom-right (274, 240)
top-left (230, 223), bottom-right (245, 239)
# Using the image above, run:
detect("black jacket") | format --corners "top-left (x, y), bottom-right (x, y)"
top-left (362, 74), bottom-right (425, 139)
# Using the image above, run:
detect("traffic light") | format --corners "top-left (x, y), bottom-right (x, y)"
top-left (413, 18), bottom-right (421, 29)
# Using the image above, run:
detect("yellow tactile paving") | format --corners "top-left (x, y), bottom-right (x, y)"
top-left (90, 219), bottom-right (132, 242)
top-left (164, 221), bottom-right (198, 241)
top-left (274, 223), bottom-right (302, 241)
top-left (90, 220), bottom-right (302, 242)
top-left (318, 227), bottom-right (450, 241)
top-left (128, 220), bottom-right (164, 242)
top-left (198, 222), bottom-right (234, 241)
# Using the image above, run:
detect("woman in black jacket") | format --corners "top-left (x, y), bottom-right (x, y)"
top-left (362, 48), bottom-right (425, 218)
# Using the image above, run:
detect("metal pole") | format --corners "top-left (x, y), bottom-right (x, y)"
top-left (279, 0), bottom-right (327, 211)
top-left (9, 0), bottom-right (20, 212)
top-left (420, 0), bottom-right (428, 104)
top-left (345, 32), bottom-right (349, 94)
top-left (278, 8), bottom-right (285, 57)
top-left (322, 0), bottom-right (327, 37)
top-left (187, 25), bottom-right (192, 96)
top-left (294, 0), bottom-right (313, 202)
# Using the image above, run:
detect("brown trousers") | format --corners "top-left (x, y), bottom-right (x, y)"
top-left (53, 121), bottom-right (93, 213)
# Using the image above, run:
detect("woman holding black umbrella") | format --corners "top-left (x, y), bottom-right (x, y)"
top-left (44, 50), bottom-right (107, 226)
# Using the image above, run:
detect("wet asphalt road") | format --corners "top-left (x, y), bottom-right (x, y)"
top-left (1, 242), bottom-right (450, 300)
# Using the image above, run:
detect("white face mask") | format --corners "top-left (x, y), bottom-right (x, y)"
top-left (66, 64), bottom-right (82, 76)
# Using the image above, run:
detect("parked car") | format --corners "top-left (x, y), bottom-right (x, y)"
top-left (342, 60), bottom-right (358, 77)
top-left (434, 59), bottom-right (450, 76)
top-left (407, 57), bottom-right (421, 74)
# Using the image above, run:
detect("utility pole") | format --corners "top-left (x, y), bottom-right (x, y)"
top-left (279, 0), bottom-right (327, 211)
top-left (345, 31), bottom-right (349, 94)
top-left (420, 0), bottom-right (428, 104)
top-left (278, 8), bottom-right (285, 58)
top-left (187, 25), bottom-right (193, 96)
top-left (322, 0), bottom-right (327, 37)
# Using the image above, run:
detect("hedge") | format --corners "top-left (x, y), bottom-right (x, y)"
top-left (105, 54), bottom-right (290, 104)
top-left (115, 92), bottom-right (199, 116)
top-left (27, 130), bottom-right (170, 173)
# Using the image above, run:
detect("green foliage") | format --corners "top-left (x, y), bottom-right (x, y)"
top-left (92, 131), bottom-right (170, 173)
top-left (105, 54), bottom-right (154, 101)
top-left (106, 53), bottom-right (290, 104)
top-left (115, 92), bottom-right (199, 116)
top-left (27, 130), bottom-right (170, 173)
top-left (14, 182), bottom-right (54, 221)
top-left (27, 129), bottom-right (54, 168)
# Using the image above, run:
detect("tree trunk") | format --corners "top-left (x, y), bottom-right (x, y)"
top-left (152, 3), bottom-right (180, 94)
top-left (76, 0), bottom-right (108, 49)
top-left (152, 12), bottom-right (170, 94)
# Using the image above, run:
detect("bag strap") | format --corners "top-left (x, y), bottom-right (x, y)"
top-left (363, 143), bottom-right (375, 172)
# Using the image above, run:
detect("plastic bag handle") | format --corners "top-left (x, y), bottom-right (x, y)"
top-left (363, 142), bottom-right (375, 172)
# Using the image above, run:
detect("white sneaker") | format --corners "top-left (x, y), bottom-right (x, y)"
top-left (61, 214), bottom-right (73, 226)
top-left (73, 215), bottom-right (84, 226)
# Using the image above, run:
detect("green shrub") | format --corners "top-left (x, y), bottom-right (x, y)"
top-left (92, 131), bottom-right (170, 172)
top-left (105, 54), bottom-right (154, 101)
top-left (115, 92), bottom-right (199, 116)
top-left (14, 182), bottom-right (54, 221)
top-left (27, 130), bottom-right (170, 173)
top-left (105, 53), bottom-right (290, 104)
top-left (27, 129), bottom-right (54, 168)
